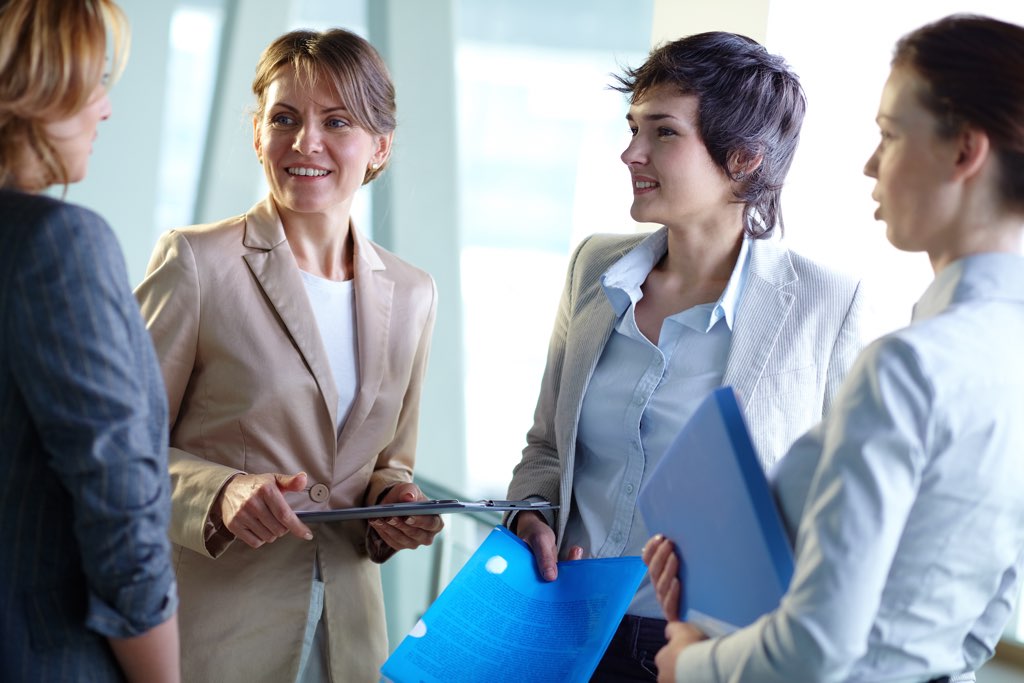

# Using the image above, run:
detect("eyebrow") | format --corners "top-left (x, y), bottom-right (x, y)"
top-left (625, 112), bottom-right (680, 123)
top-left (270, 102), bottom-right (350, 115)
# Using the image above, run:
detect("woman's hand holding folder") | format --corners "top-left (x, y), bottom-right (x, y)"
top-left (642, 534), bottom-right (709, 683)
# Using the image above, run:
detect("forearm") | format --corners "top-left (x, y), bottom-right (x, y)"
top-left (108, 612), bottom-right (180, 683)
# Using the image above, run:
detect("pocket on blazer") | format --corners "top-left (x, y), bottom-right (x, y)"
top-left (754, 363), bottom-right (818, 398)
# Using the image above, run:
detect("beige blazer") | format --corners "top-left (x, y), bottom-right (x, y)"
top-left (135, 197), bottom-right (436, 683)
top-left (506, 231), bottom-right (864, 548)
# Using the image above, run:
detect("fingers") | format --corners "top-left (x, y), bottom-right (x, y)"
top-left (514, 512), bottom-right (559, 581)
top-left (644, 535), bottom-right (681, 621)
top-left (566, 545), bottom-right (584, 561)
top-left (219, 473), bottom-right (312, 549)
top-left (654, 640), bottom-right (680, 683)
top-left (380, 482), bottom-right (423, 504)
top-left (369, 513), bottom-right (444, 551)
top-left (664, 621), bottom-right (708, 644)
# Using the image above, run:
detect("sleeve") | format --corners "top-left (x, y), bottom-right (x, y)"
top-left (675, 338), bottom-right (933, 682)
top-left (7, 204), bottom-right (177, 638)
top-left (504, 238), bottom-right (591, 526)
top-left (363, 275), bottom-right (438, 510)
top-left (822, 279), bottom-right (866, 417)
top-left (135, 230), bottom-right (241, 558)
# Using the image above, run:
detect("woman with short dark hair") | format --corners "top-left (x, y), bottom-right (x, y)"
top-left (505, 31), bottom-right (864, 681)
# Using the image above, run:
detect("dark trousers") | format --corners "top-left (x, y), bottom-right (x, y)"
top-left (590, 615), bottom-right (668, 683)
top-left (590, 617), bottom-right (952, 683)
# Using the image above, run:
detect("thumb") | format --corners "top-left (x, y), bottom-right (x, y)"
top-left (393, 483), bottom-right (420, 502)
top-left (276, 472), bottom-right (308, 492)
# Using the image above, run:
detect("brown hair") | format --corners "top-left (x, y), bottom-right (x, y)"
top-left (252, 28), bottom-right (396, 184)
top-left (0, 0), bottom-right (129, 190)
top-left (894, 14), bottom-right (1024, 210)
top-left (612, 31), bottom-right (806, 238)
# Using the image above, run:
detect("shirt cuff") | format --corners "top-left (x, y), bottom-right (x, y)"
top-left (85, 573), bottom-right (178, 639)
top-left (675, 637), bottom-right (721, 683)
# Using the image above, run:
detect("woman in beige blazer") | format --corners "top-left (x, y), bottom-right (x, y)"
top-left (505, 32), bottom-right (863, 682)
top-left (135, 29), bottom-right (440, 683)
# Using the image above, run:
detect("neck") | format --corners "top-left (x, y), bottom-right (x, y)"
top-left (660, 219), bottom-right (745, 287)
top-left (278, 203), bottom-right (355, 281)
top-left (929, 211), bottom-right (1024, 275)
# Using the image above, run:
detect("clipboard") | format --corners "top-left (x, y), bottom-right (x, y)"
top-left (297, 499), bottom-right (558, 523)
top-left (637, 386), bottom-right (794, 637)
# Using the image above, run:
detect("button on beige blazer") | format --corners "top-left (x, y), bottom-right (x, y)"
top-left (506, 231), bottom-right (864, 549)
top-left (135, 197), bottom-right (436, 683)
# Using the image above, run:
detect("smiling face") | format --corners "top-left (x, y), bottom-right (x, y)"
top-left (253, 65), bottom-right (391, 223)
top-left (864, 65), bottom-right (963, 255)
top-left (620, 84), bottom-right (737, 232)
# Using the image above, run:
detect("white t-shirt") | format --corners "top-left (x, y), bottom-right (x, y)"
top-left (299, 270), bottom-right (359, 434)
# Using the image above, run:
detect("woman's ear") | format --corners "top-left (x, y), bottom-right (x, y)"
top-left (372, 131), bottom-right (394, 168)
top-left (728, 148), bottom-right (764, 180)
top-left (252, 115), bottom-right (263, 162)
top-left (952, 126), bottom-right (991, 182)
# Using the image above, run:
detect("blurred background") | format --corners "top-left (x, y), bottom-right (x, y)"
top-left (68, 0), bottom-right (1024, 676)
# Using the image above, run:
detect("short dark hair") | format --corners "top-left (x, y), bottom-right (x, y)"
top-left (612, 31), bottom-right (805, 238)
top-left (894, 14), bottom-right (1024, 211)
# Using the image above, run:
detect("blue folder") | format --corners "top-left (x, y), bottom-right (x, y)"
top-left (637, 386), bottom-right (794, 637)
top-left (381, 526), bottom-right (646, 683)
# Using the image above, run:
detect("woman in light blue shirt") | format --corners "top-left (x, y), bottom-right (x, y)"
top-left (505, 31), bottom-right (864, 681)
top-left (645, 14), bottom-right (1024, 683)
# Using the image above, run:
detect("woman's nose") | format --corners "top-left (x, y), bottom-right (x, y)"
top-left (293, 125), bottom-right (322, 155)
top-left (621, 135), bottom-right (644, 167)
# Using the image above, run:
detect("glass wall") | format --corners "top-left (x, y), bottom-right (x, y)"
top-left (455, 0), bottom-right (654, 497)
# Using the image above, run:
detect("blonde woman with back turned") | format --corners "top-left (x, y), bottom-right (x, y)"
top-left (0, 1), bottom-right (179, 681)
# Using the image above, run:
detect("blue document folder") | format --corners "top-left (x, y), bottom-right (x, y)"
top-left (637, 386), bottom-right (794, 637)
top-left (381, 525), bottom-right (646, 683)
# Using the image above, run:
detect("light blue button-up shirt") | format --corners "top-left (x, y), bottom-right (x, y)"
top-left (563, 228), bottom-right (751, 618)
top-left (674, 253), bottom-right (1024, 682)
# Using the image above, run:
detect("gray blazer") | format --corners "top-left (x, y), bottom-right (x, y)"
top-left (0, 190), bottom-right (176, 681)
top-left (506, 231), bottom-right (864, 548)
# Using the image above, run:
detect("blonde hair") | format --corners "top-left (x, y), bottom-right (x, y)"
top-left (252, 28), bottom-right (396, 184)
top-left (0, 0), bottom-right (130, 190)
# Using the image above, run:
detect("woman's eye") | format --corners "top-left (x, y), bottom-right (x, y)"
top-left (657, 127), bottom-right (677, 138)
top-left (628, 126), bottom-right (638, 137)
top-left (326, 118), bottom-right (349, 130)
top-left (270, 113), bottom-right (295, 126)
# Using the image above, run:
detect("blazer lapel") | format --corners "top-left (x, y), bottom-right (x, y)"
top-left (241, 198), bottom-right (340, 428)
top-left (723, 239), bottom-right (797, 406)
top-left (338, 226), bottom-right (392, 447)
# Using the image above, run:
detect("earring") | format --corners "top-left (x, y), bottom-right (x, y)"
top-left (371, 162), bottom-right (381, 171)
top-left (733, 171), bottom-right (746, 181)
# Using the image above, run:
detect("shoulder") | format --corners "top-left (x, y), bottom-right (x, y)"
top-left (0, 192), bottom-right (122, 269)
top-left (364, 239), bottom-right (436, 292)
top-left (159, 212), bottom-right (247, 249)
top-left (568, 231), bottom-right (649, 281)
top-left (753, 239), bottom-right (861, 299)
top-left (574, 231), bottom-right (648, 262)
top-left (0, 190), bottom-right (113, 240)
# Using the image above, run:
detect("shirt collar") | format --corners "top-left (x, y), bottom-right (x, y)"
top-left (913, 252), bottom-right (1024, 322)
top-left (601, 227), bottom-right (752, 332)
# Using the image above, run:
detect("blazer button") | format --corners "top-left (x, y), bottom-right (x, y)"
top-left (309, 483), bottom-right (330, 503)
